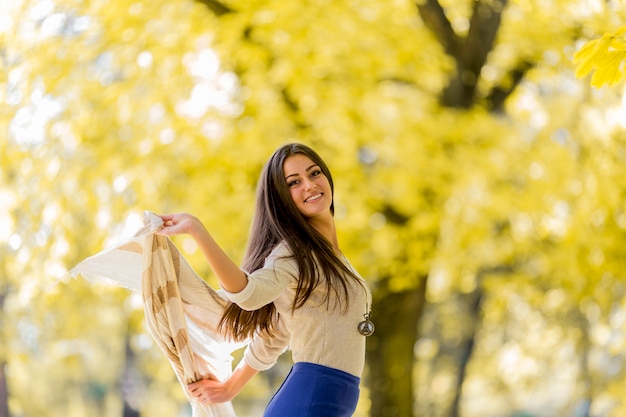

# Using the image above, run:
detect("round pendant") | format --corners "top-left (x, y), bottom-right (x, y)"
top-left (358, 314), bottom-right (375, 337)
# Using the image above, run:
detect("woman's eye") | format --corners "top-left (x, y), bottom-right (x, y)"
top-left (288, 180), bottom-right (300, 187)
top-left (311, 170), bottom-right (322, 177)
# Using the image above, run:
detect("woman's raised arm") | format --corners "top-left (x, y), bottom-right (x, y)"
top-left (156, 213), bottom-right (248, 293)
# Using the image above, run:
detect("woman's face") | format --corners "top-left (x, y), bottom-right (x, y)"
top-left (283, 154), bottom-right (333, 220)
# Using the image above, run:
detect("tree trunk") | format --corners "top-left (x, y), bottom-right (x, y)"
top-left (0, 289), bottom-right (8, 417)
top-left (121, 330), bottom-right (141, 417)
top-left (367, 278), bottom-right (427, 417)
top-left (0, 362), bottom-right (8, 417)
top-left (449, 289), bottom-right (483, 417)
top-left (575, 306), bottom-right (592, 417)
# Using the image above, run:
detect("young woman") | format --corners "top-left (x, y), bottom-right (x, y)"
top-left (156, 143), bottom-right (374, 416)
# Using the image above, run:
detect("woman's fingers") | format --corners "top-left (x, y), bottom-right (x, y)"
top-left (155, 213), bottom-right (200, 236)
top-left (187, 375), bottom-right (226, 404)
top-left (188, 385), bottom-right (207, 403)
top-left (155, 214), bottom-right (185, 235)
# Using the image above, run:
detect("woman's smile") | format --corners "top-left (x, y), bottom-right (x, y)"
top-left (305, 193), bottom-right (323, 203)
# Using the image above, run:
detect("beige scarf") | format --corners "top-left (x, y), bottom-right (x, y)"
top-left (71, 212), bottom-right (246, 417)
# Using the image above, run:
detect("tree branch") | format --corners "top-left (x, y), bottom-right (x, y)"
top-left (416, 0), bottom-right (462, 57)
top-left (462, 0), bottom-right (508, 79)
top-left (194, 0), bottom-right (233, 16)
top-left (280, 87), bottom-right (311, 132)
top-left (417, 0), bottom-right (511, 109)
top-left (486, 60), bottom-right (534, 113)
top-left (441, 0), bottom-right (507, 108)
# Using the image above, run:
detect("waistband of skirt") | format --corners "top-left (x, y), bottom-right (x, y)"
top-left (291, 362), bottom-right (360, 384)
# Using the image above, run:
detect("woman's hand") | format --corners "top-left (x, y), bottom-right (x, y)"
top-left (188, 373), bottom-right (235, 405)
top-left (187, 361), bottom-right (258, 405)
top-left (155, 211), bottom-right (248, 293)
top-left (156, 213), bottom-right (203, 237)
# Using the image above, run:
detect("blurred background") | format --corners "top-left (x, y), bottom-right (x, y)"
top-left (2, 0), bottom-right (626, 416)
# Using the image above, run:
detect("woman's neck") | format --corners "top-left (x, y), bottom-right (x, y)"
top-left (309, 216), bottom-right (339, 250)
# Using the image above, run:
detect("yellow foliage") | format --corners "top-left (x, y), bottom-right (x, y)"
top-left (573, 27), bottom-right (626, 88)
top-left (3, 0), bottom-right (626, 416)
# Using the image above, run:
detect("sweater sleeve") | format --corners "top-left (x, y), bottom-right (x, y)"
top-left (221, 243), bottom-right (298, 311)
top-left (243, 314), bottom-right (291, 371)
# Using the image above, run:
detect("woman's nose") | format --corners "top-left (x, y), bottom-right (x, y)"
top-left (302, 178), bottom-right (315, 190)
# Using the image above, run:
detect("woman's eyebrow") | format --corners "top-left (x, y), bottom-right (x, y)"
top-left (285, 164), bottom-right (319, 180)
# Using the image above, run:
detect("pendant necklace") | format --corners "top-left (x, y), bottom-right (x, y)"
top-left (358, 304), bottom-right (375, 337)
top-left (339, 250), bottom-right (375, 337)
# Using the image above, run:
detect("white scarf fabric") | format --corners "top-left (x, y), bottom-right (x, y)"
top-left (70, 212), bottom-right (246, 417)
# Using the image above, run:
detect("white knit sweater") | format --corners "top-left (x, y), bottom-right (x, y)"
top-left (222, 242), bottom-right (372, 378)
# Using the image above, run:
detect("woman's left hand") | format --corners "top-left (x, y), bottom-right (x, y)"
top-left (187, 373), bottom-right (235, 405)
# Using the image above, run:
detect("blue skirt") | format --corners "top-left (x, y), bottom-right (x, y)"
top-left (264, 362), bottom-right (360, 417)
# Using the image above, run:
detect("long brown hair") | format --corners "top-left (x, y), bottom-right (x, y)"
top-left (219, 143), bottom-right (362, 342)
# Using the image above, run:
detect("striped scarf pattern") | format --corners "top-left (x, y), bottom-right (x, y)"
top-left (141, 233), bottom-right (240, 417)
top-left (70, 213), bottom-right (243, 417)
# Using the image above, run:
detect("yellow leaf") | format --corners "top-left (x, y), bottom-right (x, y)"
top-left (590, 52), bottom-right (626, 87)
top-left (573, 37), bottom-right (611, 79)
top-left (574, 33), bottom-right (626, 87)
top-left (609, 37), bottom-right (626, 51)
top-left (573, 38), bottom-right (601, 64)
